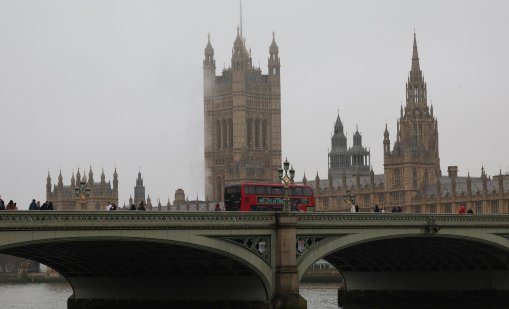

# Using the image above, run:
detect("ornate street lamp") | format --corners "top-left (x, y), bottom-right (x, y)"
top-left (278, 158), bottom-right (295, 212)
top-left (75, 180), bottom-right (91, 210)
top-left (343, 189), bottom-right (355, 209)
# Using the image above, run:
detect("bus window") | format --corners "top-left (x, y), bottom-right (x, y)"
top-left (303, 187), bottom-right (313, 196)
top-left (226, 186), bottom-right (240, 194)
top-left (255, 186), bottom-right (266, 194)
top-left (245, 186), bottom-right (255, 194)
top-left (271, 187), bottom-right (283, 195)
top-left (292, 187), bottom-right (303, 196)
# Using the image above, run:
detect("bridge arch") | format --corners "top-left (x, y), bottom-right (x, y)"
top-left (298, 229), bottom-right (509, 291)
top-left (0, 234), bottom-right (274, 303)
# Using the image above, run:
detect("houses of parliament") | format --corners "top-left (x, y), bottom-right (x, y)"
top-left (45, 29), bottom-right (509, 214)
top-left (203, 29), bottom-right (509, 214)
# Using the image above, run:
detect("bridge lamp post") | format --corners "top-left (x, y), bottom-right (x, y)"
top-left (343, 189), bottom-right (355, 210)
top-left (75, 181), bottom-right (91, 210)
top-left (278, 158), bottom-right (295, 212)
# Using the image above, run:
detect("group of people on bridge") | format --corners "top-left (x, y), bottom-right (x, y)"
top-left (0, 198), bottom-right (18, 210)
top-left (28, 199), bottom-right (54, 210)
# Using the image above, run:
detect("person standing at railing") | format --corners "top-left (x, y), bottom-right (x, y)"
top-left (0, 199), bottom-right (5, 210)
top-left (29, 199), bottom-right (38, 210)
top-left (6, 200), bottom-right (17, 210)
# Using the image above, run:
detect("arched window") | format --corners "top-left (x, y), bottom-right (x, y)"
top-left (222, 120), bottom-right (227, 148)
top-left (228, 119), bottom-right (233, 149)
top-left (246, 119), bottom-right (252, 147)
top-left (255, 119), bottom-right (260, 148)
top-left (216, 121), bottom-right (221, 150)
top-left (394, 169), bottom-right (401, 186)
top-left (262, 120), bottom-right (268, 148)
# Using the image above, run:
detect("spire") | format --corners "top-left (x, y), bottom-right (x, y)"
top-left (268, 31), bottom-right (280, 77)
top-left (270, 31), bottom-right (279, 54)
top-left (239, 0), bottom-right (244, 38)
top-left (101, 168), bottom-right (105, 183)
top-left (71, 172), bottom-right (76, 187)
top-left (88, 166), bottom-right (94, 184)
top-left (232, 27), bottom-right (251, 69)
top-left (384, 123), bottom-right (389, 139)
top-left (406, 32), bottom-right (427, 108)
top-left (204, 33), bottom-right (214, 56)
top-left (334, 113), bottom-right (343, 133)
top-left (58, 169), bottom-right (63, 187)
top-left (410, 31), bottom-right (421, 81)
top-left (136, 170), bottom-right (143, 187)
top-left (353, 126), bottom-right (362, 146)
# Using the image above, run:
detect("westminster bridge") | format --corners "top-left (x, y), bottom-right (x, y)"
top-left (1, 212), bottom-right (509, 308)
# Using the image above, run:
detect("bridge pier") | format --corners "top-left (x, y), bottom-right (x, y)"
top-left (272, 213), bottom-right (307, 309)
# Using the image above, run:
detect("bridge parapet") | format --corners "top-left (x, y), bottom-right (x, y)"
top-left (0, 211), bottom-right (275, 231)
top-left (297, 213), bottom-right (509, 229)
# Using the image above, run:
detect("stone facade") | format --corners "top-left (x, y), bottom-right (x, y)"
top-left (312, 34), bottom-right (509, 214)
top-left (203, 30), bottom-right (282, 202)
top-left (46, 167), bottom-right (118, 210)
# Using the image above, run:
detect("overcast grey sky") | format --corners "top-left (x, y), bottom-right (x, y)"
top-left (1, 0), bottom-right (508, 208)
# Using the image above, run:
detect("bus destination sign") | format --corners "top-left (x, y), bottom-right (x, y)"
top-left (257, 197), bottom-right (284, 205)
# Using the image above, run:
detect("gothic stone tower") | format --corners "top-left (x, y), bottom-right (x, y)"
top-left (383, 33), bottom-right (440, 206)
top-left (204, 30), bottom-right (282, 202)
top-left (134, 171), bottom-right (146, 207)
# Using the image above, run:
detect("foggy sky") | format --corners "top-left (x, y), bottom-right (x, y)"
top-left (1, 0), bottom-right (508, 209)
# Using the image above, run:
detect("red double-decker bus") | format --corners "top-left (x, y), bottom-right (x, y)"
top-left (224, 183), bottom-right (315, 212)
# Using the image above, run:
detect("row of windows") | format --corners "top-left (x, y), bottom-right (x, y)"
top-left (247, 99), bottom-right (270, 109)
top-left (247, 119), bottom-right (269, 148)
top-left (245, 186), bottom-right (313, 196)
top-left (216, 119), bottom-right (233, 150)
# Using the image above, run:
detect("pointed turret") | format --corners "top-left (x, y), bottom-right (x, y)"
top-left (71, 172), bottom-right (76, 188)
top-left (231, 27), bottom-right (252, 69)
top-left (58, 169), bottom-right (63, 185)
top-left (101, 169), bottom-right (106, 183)
top-left (113, 167), bottom-right (118, 196)
top-left (331, 113), bottom-right (347, 149)
top-left (353, 126), bottom-right (362, 147)
top-left (76, 168), bottom-right (81, 185)
top-left (146, 195), bottom-right (152, 210)
top-left (383, 123), bottom-right (391, 154)
top-left (268, 31), bottom-right (280, 76)
top-left (46, 172), bottom-right (52, 195)
top-left (203, 33), bottom-right (216, 97)
top-left (481, 166), bottom-right (488, 194)
top-left (315, 172), bottom-right (320, 192)
top-left (88, 166), bottom-right (94, 186)
top-left (302, 172), bottom-right (307, 185)
top-left (134, 170), bottom-right (145, 207)
top-left (334, 113), bottom-right (343, 133)
top-left (467, 172), bottom-right (472, 195)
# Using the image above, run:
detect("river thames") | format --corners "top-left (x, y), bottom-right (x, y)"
top-left (0, 282), bottom-right (505, 309)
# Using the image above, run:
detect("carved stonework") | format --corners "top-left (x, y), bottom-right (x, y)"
top-left (296, 236), bottom-right (328, 260)
top-left (222, 236), bottom-right (271, 265)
